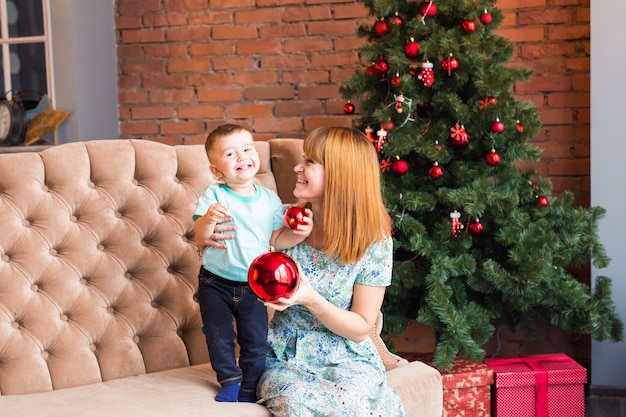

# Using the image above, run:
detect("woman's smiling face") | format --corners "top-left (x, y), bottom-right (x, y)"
top-left (293, 154), bottom-right (325, 203)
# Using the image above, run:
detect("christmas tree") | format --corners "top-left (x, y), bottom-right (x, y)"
top-left (340, 0), bottom-right (623, 370)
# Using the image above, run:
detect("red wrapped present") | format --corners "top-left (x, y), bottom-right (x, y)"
top-left (484, 353), bottom-right (587, 417)
top-left (414, 353), bottom-right (494, 417)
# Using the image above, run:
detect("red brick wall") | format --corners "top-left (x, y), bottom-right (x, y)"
top-left (115, 0), bottom-right (591, 365)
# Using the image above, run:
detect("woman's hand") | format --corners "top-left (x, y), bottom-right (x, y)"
top-left (264, 265), bottom-right (316, 311)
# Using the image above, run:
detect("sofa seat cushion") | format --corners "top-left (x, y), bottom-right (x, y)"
top-left (0, 359), bottom-right (441, 417)
top-left (0, 363), bottom-right (270, 417)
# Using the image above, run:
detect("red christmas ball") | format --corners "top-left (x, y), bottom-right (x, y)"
top-left (343, 102), bottom-right (355, 114)
top-left (480, 11), bottom-right (493, 25)
top-left (284, 206), bottom-right (307, 230)
top-left (451, 131), bottom-right (470, 147)
top-left (428, 163), bottom-right (444, 180)
top-left (516, 121), bottom-right (525, 133)
top-left (486, 149), bottom-right (501, 166)
top-left (391, 159), bottom-right (409, 176)
top-left (391, 74), bottom-right (402, 88)
top-left (537, 196), bottom-right (549, 207)
top-left (391, 13), bottom-right (404, 26)
top-left (420, 2), bottom-right (438, 17)
top-left (375, 57), bottom-right (389, 74)
top-left (491, 119), bottom-right (505, 133)
top-left (404, 38), bottom-right (420, 58)
top-left (248, 252), bottom-right (299, 302)
top-left (469, 220), bottom-right (484, 235)
top-left (382, 120), bottom-right (395, 130)
top-left (462, 20), bottom-right (477, 34)
top-left (441, 55), bottom-right (459, 74)
top-left (374, 19), bottom-right (391, 37)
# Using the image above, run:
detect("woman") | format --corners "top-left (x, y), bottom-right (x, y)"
top-left (209, 126), bottom-right (404, 416)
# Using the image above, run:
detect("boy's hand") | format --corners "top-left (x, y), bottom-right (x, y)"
top-left (205, 202), bottom-right (229, 224)
top-left (292, 208), bottom-right (313, 236)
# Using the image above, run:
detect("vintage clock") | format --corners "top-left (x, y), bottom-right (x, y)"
top-left (0, 95), bottom-right (26, 146)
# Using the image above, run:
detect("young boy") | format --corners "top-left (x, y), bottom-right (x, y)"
top-left (193, 124), bottom-right (311, 403)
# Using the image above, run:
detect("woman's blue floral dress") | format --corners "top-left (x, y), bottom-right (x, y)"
top-left (257, 236), bottom-right (406, 417)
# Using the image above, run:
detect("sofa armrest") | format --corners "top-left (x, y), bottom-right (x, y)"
top-left (387, 360), bottom-right (443, 417)
top-left (371, 311), bottom-right (409, 370)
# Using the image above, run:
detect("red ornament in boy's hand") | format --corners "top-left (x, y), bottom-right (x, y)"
top-left (248, 252), bottom-right (299, 302)
top-left (284, 206), bottom-right (307, 229)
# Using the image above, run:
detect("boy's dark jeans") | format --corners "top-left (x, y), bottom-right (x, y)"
top-left (197, 267), bottom-right (268, 399)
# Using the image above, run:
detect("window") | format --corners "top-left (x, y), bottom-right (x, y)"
top-left (0, 0), bottom-right (52, 107)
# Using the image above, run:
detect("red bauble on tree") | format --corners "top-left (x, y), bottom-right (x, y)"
top-left (428, 162), bottom-right (444, 180)
top-left (391, 73), bottom-right (402, 88)
top-left (417, 61), bottom-right (434, 87)
top-left (491, 117), bottom-right (505, 133)
top-left (450, 122), bottom-right (470, 147)
top-left (516, 120), bottom-right (525, 133)
top-left (343, 101), bottom-right (355, 114)
top-left (390, 12), bottom-right (404, 26)
top-left (480, 9), bottom-right (493, 25)
top-left (420, 1), bottom-right (437, 17)
top-left (375, 56), bottom-right (389, 74)
top-left (442, 54), bottom-right (459, 76)
top-left (486, 148), bottom-right (501, 166)
top-left (461, 20), bottom-right (477, 34)
top-left (404, 38), bottom-right (420, 58)
top-left (391, 157), bottom-right (409, 176)
top-left (248, 252), bottom-right (299, 302)
top-left (373, 18), bottom-right (390, 37)
top-left (284, 206), bottom-right (307, 230)
top-left (468, 219), bottom-right (484, 235)
top-left (537, 196), bottom-right (549, 207)
top-left (382, 119), bottom-right (395, 131)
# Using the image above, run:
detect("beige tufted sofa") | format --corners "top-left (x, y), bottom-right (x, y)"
top-left (0, 138), bottom-right (442, 417)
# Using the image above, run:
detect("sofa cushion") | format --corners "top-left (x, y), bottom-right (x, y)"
top-left (0, 360), bottom-right (442, 417)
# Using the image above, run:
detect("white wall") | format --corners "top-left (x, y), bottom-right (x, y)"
top-left (49, 0), bottom-right (118, 142)
top-left (591, 0), bottom-right (626, 386)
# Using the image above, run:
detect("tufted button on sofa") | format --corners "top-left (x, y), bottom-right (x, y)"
top-left (0, 139), bottom-right (442, 417)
